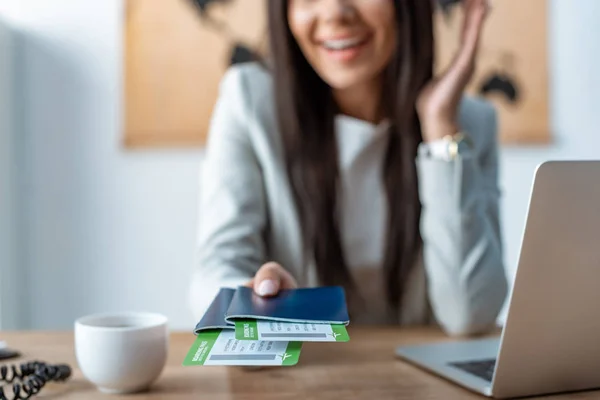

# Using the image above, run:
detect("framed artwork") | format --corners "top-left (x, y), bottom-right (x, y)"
top-left (123, 0), bottom-right (550, 148)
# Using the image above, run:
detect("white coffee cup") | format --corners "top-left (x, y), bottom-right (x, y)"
top-left (74, 312), bottom-right (168, 394)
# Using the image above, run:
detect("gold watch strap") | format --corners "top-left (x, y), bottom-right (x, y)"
top-left (441, 132), bottom-right (468, 160)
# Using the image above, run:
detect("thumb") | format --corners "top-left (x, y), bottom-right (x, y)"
top-left (254, 262), bottom-right (297, 297)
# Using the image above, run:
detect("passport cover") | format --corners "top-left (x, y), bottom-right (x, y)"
top-left (193, 288), bottom-right (236, 334)
top-left (225, 286), bottom-right (350, 325)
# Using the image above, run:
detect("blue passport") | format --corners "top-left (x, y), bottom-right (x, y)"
top-left (225, 286), bottom-right (350, 326)
top-left (193, 288), bottom-right (236, 334)
top-left (194, 286), bottom-right (350, 334)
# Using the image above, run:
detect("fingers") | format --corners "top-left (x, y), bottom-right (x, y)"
top-left (459, 0), bottom-right (490, 61)
top-left (437, 0), bottom-right (490, 99)
top-left (253, 262), bottom-right (298, 297)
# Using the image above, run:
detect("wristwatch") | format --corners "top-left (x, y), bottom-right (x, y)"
top-left (420, 132), bottom-right (471, 161)
top-left (441, 132), bottom-right (467, 161)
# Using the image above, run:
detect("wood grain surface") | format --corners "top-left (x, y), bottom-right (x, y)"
top-left (1, 328), bottom-right (597, 399)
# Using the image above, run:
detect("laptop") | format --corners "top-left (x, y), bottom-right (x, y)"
top-left (396, 160), bottom-right (600, 399)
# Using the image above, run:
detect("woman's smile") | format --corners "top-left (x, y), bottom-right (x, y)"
top-left (288, 0), bottom-right (396, 90)
top-left (318, 33), bottom-right (373, 63)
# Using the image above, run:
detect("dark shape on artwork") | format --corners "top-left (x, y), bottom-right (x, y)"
top-left (188, 0), bottom-right (259, 67)
top-left (230, 44), bottom-right (258, 65)
top-left (192, 0), bottom-right (232, 13)
top-left (479, 73), bottom-right (521, 104)
top-left (438, 0), bottom-right (462, 15)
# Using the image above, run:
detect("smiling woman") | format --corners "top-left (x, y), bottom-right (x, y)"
top-left (266, 0), bottom-right (435, 312)
top-left (190, 0), bottom-right (508, 336)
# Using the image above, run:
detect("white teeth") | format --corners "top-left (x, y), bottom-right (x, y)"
top-left (323, 37), bottom-right (364, 50)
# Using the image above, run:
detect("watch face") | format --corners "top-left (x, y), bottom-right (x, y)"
top-left (448, 140), bottom-right (459, 159)
top-left (441, 133), bottom-right (464, 160)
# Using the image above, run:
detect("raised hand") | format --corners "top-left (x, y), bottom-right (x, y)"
top-left (417, 0), bottom-right (491, 141)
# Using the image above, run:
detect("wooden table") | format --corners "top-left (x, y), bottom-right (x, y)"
top-left (2, 328), bottom-right (599, 399)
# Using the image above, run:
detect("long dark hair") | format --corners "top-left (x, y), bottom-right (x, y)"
top-left (267, 1), bottom-right (435, 312)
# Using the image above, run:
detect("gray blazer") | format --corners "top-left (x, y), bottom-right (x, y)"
top-left (189, 63), bottom-right (508, 336)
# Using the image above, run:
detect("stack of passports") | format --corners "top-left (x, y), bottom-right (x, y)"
top-left (183, 286), bottom-right (350, 366)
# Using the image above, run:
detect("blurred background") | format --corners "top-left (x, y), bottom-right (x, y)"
top-left (0, 0), bottom-right (599, 331)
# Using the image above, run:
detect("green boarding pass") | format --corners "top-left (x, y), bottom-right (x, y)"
top-left (235, 320), bottom-right (350, 342)
top-left (183, 329), bottom-right (302, 366)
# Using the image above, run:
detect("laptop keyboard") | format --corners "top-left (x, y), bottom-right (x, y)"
top-left (449, 358), bottom-right (497, 382)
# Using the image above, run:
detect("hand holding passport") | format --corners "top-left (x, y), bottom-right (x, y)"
top-left (184, 286), bottom-right (350, 367)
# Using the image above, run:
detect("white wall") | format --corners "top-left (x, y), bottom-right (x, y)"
top-left (499, 0), bottom-right (600, 276)
top-left (1, 0), bottom-right (599, 329)
top-left (2, 0), bottom-right (203, 330)
top-left (0, 16), bottom-right (20, 329)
